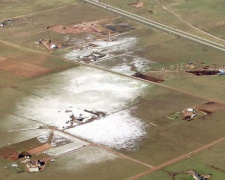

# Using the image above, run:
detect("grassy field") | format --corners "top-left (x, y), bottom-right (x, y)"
top-left (1, 0), bottom-right (225, 74)
top-left (139, 136), bottom-right (225, 180)
top-left (0, 0), bottom-right (78, 20)
top-left (101, 0), bottom-right (225, 44)
top-left (0, 3), bottom-right (116, 52)
top-left (119, 92), bottom-right (225, 166)
top-left (163, 75), bottom-right (225, 101)
top-left (139, 170), bottom-right (172, 180)
top-left (192, 142), bottom-right (225, 171)
top-left (140, 158), bottom-right (225, 180)
top-left (1, 0), bottom-right (225, 179)
top-left (0, 146), bottom-right (149, 180)
top-left (133, 29), bottom-right (225, 66)
top-left (164, 158), bottom-right (225, 180)
top-left (159, 0), bottom-right (225, 38)
top-left (93, 25), bottom-right (225, 77)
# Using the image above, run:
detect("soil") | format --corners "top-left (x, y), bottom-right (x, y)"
top-left (84, 109), bottom-right (106, 117)
top-left (48, 20), bottom-right (106, 35)
top-left (133, 72), bottom-right (164, 83)
top-left (0, 56), bottom-right (7, 62)
top-left (106, 23), bottom-right (133, 33)
top-left (0, 59), bottom-right (50, 77)
top-left (129, 2), bottom-right (144, 8)
top-left (186, 69), bottom-right (219, 76)
top-left (0, 147), bottom-right (18, 161)
top-left (27, 144), bottom-right (52, 154)
top-left (196, 101), bottom-right (225, 113)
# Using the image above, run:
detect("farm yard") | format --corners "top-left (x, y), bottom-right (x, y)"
top-left (1, 0), bottom-right (225, 180)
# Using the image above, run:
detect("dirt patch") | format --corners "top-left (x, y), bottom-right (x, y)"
top-left (106, 23), bottom-right (133, 33)
top-left (129, 2), bottom-right (144, 8)
top-left (47, 20), bottom-right (106, 35)
top-left (0, 59), bottom-right (50, 77)
top-left (84, 109), bottom-right (106, 117)
top-left (186, 69), bottom-right (219, 76)
top-left (27, 143), bottom-right (52, 154)
top-left (133, 72), bottom-right (164, 83)
top-left (215, 21), bottom-right (225, 27)
top-left (0, 147), bottom-right (18, 161)
top-left (196, 101), bottom-right (225, 114)
top-left (0, 56), bottom-right (7, 62)
top-left (1, 151), bottom-right (18, 161)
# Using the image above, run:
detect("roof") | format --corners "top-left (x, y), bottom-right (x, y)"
top-left (194, 173), bottom-right (206, 180)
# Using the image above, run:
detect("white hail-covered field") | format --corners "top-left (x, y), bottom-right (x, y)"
top-left (65, 36), bottom-right (154, 76)
top-left (64, 37), bottom-right (136, 61)
top-left (14, 66), bottom-right (150, 150)
top-left (66, 110), bottom-right (147, 151)
top-left (111, 56), bottom-right (154, 76)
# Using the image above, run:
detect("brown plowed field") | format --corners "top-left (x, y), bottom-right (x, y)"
top-left (196, 101), bottom-right (225, 113)
top-left (0, 59), bottom-right (50, 77)
top-left (0, 56), bottom-right (7, 62)
top-left (27, 143), bottom-right (52, 154)
top-left (48, 20), bottom-right (106, 35)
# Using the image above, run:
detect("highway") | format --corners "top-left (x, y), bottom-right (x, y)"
top-left (84, 0), bottom-right (225, 52)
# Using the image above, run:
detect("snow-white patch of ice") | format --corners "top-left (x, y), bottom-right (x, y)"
top-left (92, 37), bottom-right (136, 52)
top-left (66, 110), bottom-right (147, 151)
top-left (37, 133), bottom-right (49, 143)
top-left (15, 67), bottom-right (149, 130)
top-left (55, 108), bottom-right (94, 130)
top-left (132, 57), bottom-right (154, 72)
top-left (63, 68), bottom-right (147, 112)
top-left (111, 63), bottom-right (135, 76)
top-left (109, 56), bottom-right (154, 76)
top-left (64, 37), bottom-right (136, 61)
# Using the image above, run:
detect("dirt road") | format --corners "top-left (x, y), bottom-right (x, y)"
top-left (128, 137), bottom-right (225, 180)
top-left (154, 0), bottom-right (225, 43)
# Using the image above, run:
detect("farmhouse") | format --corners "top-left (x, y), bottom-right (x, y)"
top-left (26, 161), bottom-right (40, 172)
top-left (26, 160), bottom-right (45, 172)
top-left (182, 108), bottom-right (197, 120)
top-left (18, 151), bottom-right (31, 159)
top-left (193, 172), bottom-right (208, 180)
top-left (187, 170), bottom-right (210, 180)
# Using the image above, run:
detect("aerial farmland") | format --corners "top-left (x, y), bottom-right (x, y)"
top-left (0, 0), bottom-right (225, 180)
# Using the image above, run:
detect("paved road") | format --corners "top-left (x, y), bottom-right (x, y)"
top-left (84, 0), bottom-right (225, 52)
